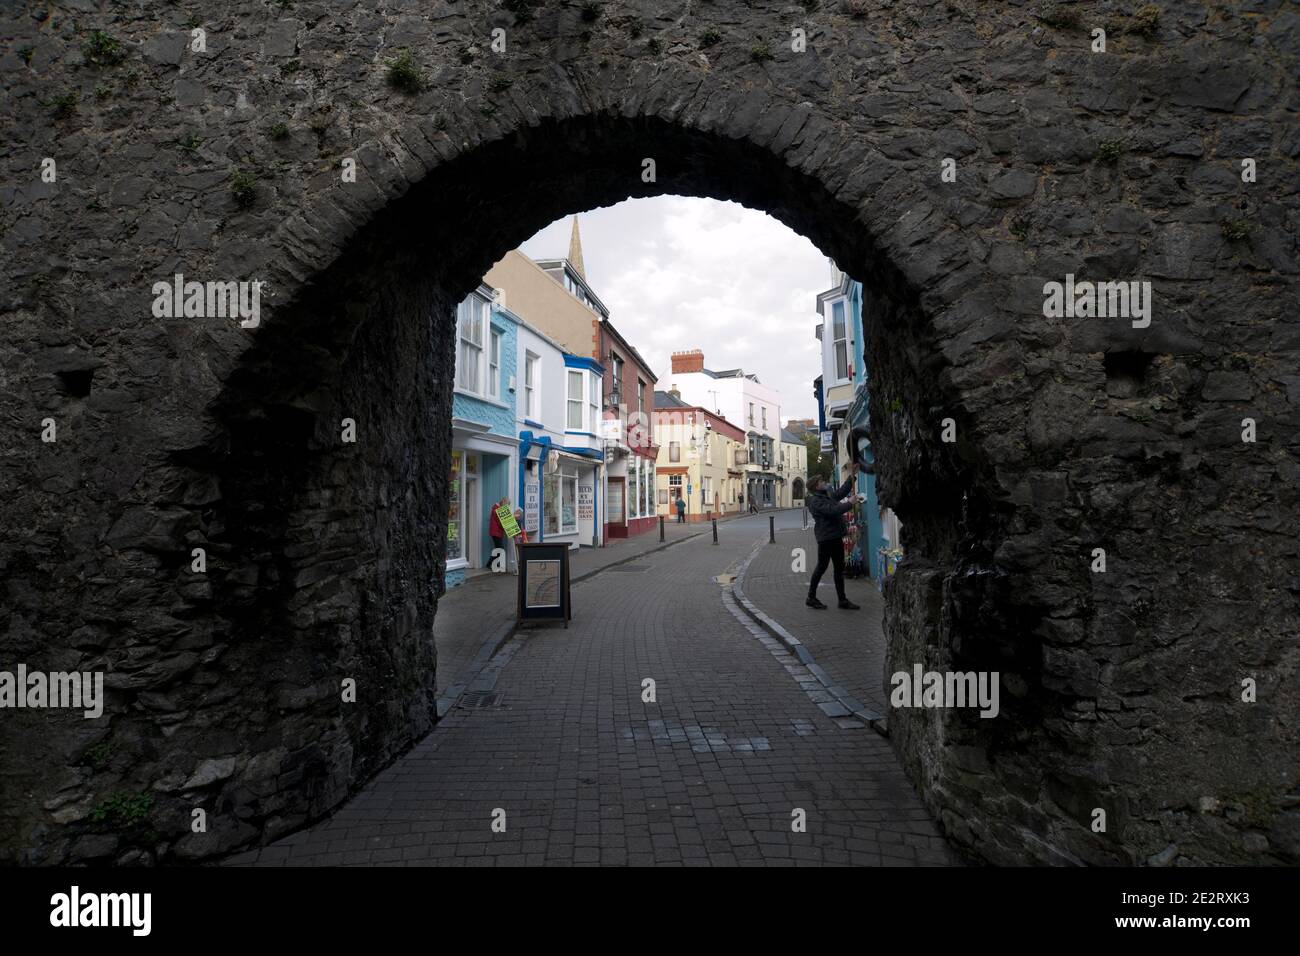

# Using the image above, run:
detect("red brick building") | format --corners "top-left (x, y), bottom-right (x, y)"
top-left (596, 320), bottom-right (659, 538)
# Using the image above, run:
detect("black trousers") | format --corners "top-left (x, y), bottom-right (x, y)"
top-left (489, 535), bottom-right (504, 567)
top-left (809, 538), bottom-right (846, 601)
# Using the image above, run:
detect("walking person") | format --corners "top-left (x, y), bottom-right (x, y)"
top-left (805, 463), bottom-right (871, 609)
top-left (675, 493), bottom-right (686, 523)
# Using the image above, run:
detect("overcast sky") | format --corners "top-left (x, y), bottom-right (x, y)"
top-left (518, 196), bottom-right (832, 424)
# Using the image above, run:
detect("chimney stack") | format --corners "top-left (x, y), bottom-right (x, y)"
top-left (670, 349), bottom-right (704, 374)
top-left (669, 384), bottom-right (681, 399)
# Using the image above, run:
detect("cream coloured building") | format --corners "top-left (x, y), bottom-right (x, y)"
top-left (776, 428), bottom-right (809, 507)
top-left (652, 389), bottom-right (747, 519)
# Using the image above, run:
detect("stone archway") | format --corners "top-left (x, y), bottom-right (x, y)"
top-left (792, 478), bottom-right (805, 502)
top-left (2, 2), bottom-right (1294, 865)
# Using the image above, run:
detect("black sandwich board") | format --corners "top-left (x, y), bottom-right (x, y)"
top-left (516, 541), bottom-right (571, 627)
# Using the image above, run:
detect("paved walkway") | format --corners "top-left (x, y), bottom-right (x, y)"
top-left (228, 511), bottom-right (952, 866)
top-left (434, 510), bottom-right (761, 706)
top-left (738, 526), bottom-right (891, 716)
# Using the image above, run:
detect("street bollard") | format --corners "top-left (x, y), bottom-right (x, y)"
top-left (769, 514), bottom-right (775, 543)
top-left (803, 506), bottom-right (808, 530)
top-left (712, 519), bottom-right (718, 545)
top-left (659, 514), bottom-right (664, 542)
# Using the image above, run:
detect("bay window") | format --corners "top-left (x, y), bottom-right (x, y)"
top-left (831, 299), bottom-right (849, 382)
top-left (567, 370), bottom-right (584, 430)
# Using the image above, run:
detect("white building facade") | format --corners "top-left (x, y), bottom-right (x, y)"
top-left (515, 319), bottom-right (605, 550)
top-left (666, 349), bottom-right (783, 509)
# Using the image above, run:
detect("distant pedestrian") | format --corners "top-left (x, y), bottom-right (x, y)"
top-left (805, 464), bottom-right (871, 610)
top-left (675, 494), bottom-right (686, 523)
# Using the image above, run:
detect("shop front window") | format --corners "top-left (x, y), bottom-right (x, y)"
top-left (447, 450), bottom-right (463, 562)
top-left (544, 463), bottom-right (579, 535)
top-left (562, 471), bottom-right (577, 531)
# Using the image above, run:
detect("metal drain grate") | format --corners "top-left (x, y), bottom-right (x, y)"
top-left (459, 691), bottom-right (503, 709)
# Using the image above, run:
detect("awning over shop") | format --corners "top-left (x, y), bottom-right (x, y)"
top-left (555, 448), bottom-right (602, 465)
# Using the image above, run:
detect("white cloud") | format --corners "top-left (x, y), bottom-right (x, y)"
top-left (519, 196), bottom-right (832, 423)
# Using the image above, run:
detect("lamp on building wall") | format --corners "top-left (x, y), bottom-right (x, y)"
top-left (848, 425), bottom-right (876, 474)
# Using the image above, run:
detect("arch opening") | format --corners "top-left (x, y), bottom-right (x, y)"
top-left (177, 112), bottom-right (1025, 861)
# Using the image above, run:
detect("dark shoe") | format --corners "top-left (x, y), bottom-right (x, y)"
top-left (838, 599), bottom-right (860, 610)
top-left (806, 597), bottom-right (827, 609)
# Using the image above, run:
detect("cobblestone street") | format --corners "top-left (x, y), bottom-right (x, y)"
top-left (229, 511), bottom-right (954, 866)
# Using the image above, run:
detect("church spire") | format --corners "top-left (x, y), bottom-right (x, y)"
top-left (567, 215), bottom-right (586, 281)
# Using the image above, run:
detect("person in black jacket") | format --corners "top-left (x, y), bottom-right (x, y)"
top-left (805, 463), bottom-right (871, 610)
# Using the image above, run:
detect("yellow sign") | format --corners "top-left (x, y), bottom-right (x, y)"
top-left (496, 504), bottom-right (521, 538)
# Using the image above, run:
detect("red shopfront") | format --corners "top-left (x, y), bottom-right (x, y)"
top-left (603, 447), bottom-right (656, 538)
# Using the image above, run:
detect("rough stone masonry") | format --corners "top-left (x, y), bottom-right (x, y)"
top-left (0, 1), bottom-right (1296, 865)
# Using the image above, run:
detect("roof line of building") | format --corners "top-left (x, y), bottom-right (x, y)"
top-left (600, 318), bottom-right (658, 383)
top-left (533, 257), bottom-right (611, 318)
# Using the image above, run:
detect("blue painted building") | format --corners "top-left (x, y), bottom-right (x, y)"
top-left (814, 266), bottom-right (902, 580)
top-left (445, 285), bottom-right (519, 589)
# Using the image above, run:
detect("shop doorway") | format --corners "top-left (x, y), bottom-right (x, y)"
top-left (606, 476), bottom-right (626, 538)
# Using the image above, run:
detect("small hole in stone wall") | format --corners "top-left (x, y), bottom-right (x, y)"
top-left (1104, 350), bottom-right (1154, 399)
top-left (58, 368), bottom-right (94, 397)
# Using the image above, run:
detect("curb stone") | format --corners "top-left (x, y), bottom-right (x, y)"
top-left (730, 540), bottom-right (890, 737)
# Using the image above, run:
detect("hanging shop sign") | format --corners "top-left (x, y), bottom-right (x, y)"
top-left (524, 477), bottom-right (540, 534)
